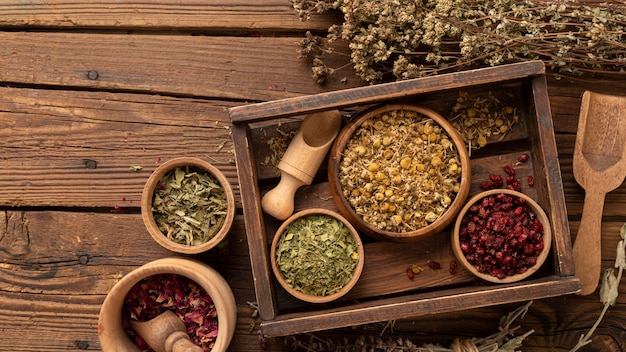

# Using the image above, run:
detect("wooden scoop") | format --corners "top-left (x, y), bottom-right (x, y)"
top-left (129, 310), bottom-right (202, 352)
top-left (572, 91), bottom-right (626, 296)
top-left (262, 110), bottom-right (342, 220)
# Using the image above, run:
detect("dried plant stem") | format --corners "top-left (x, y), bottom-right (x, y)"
top-left (569, 223), bottom-right (626, 351)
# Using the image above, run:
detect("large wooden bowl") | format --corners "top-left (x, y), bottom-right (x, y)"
top-left (452, 189), bottom-right (552, 284)
top-left (141, 157), bottom-right (235, 254)
top-left (270, 208), bottom-right (365, 303)
top-left (328, 104), bottom-right (471, 242)
top-left (98, 257), bottom-right (237, 352)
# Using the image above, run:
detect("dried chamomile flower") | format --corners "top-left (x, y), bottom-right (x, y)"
top-left (449, 91), bottom-right (519, 150)
top-left (339, 108), bottom-right (462, 233)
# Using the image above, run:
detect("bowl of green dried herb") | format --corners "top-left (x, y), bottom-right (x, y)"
top-left (141, 157), bottom-right (235, 254)
top-left (270, 208), bottom-right (364, 303)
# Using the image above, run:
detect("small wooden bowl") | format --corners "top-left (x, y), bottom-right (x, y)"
top-left (98, 257), bottom-right (237, 352)
top-left (270, 208), bottom-right (365, 303)
top-left (141, 157), bottom-right (235, 254)
top-left (451, 189), bottom-right (552, 284)
top-left (328, 104), bottom-right (471, 242)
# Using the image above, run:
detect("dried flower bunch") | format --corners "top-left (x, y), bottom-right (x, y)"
top-left (339, 108), bottom-right (462, 232)
top-left (293, 0), bottom-right (626, 83)
top-left (122, 274), bottom-right (218, 352)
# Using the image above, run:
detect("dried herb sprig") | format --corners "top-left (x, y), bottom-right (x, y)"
top-left (569, 222), bottom-right (626, 351)
top-left (152, 166), bottom-right (228, 246)
top-left (293, 0), bottom-right (626, 83)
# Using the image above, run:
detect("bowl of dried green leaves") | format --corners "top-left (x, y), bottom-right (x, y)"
top-left (141, 157), bottom-right (235, 254)
top-left (328, 104), bottom-right (471, 242)
top-left (270, 208), bottom-right (364, 303)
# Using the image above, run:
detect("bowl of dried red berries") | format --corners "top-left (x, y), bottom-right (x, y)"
top-left (98, 257), bottom-right (237, 352)
top-left (328, 104), bottom-right (471, 242)
top-left (452, 189), bottom-right (552, 283)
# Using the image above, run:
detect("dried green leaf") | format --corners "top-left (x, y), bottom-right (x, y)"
top-left (599, 268), bottom-right (618, 306)
top-left (129, 165), bottom-right (143, 171)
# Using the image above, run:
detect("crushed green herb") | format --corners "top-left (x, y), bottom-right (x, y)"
top-left (275, 214), bottom-right (359, 296)
top-left (152, 166), bottom-right (227, 246)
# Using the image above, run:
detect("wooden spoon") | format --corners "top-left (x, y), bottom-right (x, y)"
top-left (129, 310), bottom-right (202, 352)
top-left (572, 91), bottom-right (626, 296)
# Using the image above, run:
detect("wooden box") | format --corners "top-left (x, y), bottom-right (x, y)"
top-left (229, 61), bottom-right (580, 337)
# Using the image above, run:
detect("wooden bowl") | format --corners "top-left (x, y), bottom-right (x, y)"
top-left (98, 257), bottom-right (237, 352)
top-left (451, 189), bottom-right (552, 284)
top-left (141, 157), bottom-right (235, 254)
top-left (270, 208), bottom-right (365, 303)
top-left (328, 104), bottom-right (471, 242)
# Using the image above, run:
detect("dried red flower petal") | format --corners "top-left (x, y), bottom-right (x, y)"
top-left (122, 274), bottom-right (218, 352)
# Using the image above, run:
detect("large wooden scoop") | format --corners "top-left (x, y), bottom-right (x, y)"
top-left (572, 91), bottom-right (626, 295)
top-left (129, 310), bottom-right (202, 352)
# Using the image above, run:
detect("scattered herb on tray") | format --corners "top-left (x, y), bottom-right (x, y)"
top-left (275, 214), bottom-right (360, 296)
top-left (260, 122), bottom-right (296, 175)
top-left (152, 166), bottom-right (228, 246)
top-left (449, 91), bottom-right (519, 151)
top-left (293, 0), bottom-right (626, 83)
top-left (339, 108), bottom-right (462, 232)
top-left (122, 274), bottom-right (218, 352)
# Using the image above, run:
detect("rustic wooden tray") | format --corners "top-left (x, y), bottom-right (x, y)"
top-left (229, 61), bottom-right (580, 337)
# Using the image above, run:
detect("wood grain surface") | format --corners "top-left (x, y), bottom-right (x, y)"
top-left (1, 0), bottom-right (626, 351)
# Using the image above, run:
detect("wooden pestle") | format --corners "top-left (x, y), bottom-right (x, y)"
top-left (262, 110), bottom-right (342, 220)
top-left (129, 310), bottom-right (203, 352)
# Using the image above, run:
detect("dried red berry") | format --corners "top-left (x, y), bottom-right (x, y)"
top-left (504, 165), bottom-right (516, 176)
top-left (517, 153), bottom-right (529, 163)
top-left (490, 174), bottom-right (502, 183)
top-left (428, 261), bottom-right (442, 270)
top-left (480, 181), bottom-right (495, 190)
top-left (449, 260), bottom-right (458, 274)
top-left (528, 175), bottom-right (535, 187)
top-left (406, 267), bottom-right (415, 280)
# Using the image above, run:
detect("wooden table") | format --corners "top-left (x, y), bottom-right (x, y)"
top-left (0, 1), bottom-right (625, 351)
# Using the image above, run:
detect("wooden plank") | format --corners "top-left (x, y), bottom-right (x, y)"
top-left (229, 61), bottom-right (546, 123)
top-left (0, 0), bottom-right (340, 31)
top-left (260, 276), bottom-right (581, 337)
top-left (527, 76), bottom-right (575, 276)
top-left (0, 87), bottom-right (238, 208)
top-left (231, 123), bottom-right (278, 321)
top-left (0, 209), bottom-right (259, 351)
top-left (0, 32), bottom-right (359, 102)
